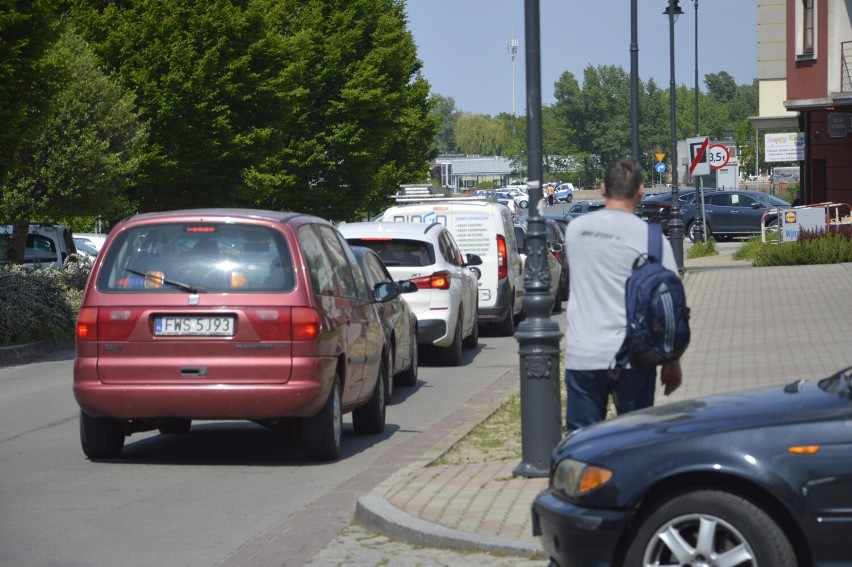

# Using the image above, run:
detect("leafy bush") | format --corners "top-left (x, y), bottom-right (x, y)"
top-left (687, 238), bottom-right (718, 259)
top-left (0, 259), bottom-right (90, 345)
top-left (752, 225), bottom-right (852, 267)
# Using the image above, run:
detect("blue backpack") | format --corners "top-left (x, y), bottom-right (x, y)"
top-left (614, 223), bottom-right (690, 369)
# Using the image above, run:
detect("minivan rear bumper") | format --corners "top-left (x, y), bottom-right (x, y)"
top-left (73, 355), bottom-right (336, 419)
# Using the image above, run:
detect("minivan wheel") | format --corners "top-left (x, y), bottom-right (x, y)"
top-left (352, 361), bottom-right (386, 435)
top-left (79, 411), bottom-right (125, 459)
top-left (302, 376), bottom-right (342, 461)
top-left (496, 307), bottom-right (515, 337)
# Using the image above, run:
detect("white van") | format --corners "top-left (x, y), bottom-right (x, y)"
top-left (381, 199), bottom-right (524, 335)
top-left (0, 224), bottom-right (78, 269)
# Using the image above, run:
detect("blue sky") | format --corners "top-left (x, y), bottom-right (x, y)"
top-left (404, 0), bottom-right (758, 116)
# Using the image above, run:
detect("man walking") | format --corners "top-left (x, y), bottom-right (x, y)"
top-left (563, 157), bottom-right (682, 431)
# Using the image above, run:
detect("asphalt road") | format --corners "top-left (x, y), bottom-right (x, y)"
top-left (0, 326), bottom-right (529, 567)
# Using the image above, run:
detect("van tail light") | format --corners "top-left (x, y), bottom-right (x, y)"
top-left (410, 270), bottom-right (451, 290)
top-left (497, 235), bottom-right (508, 279)
top-left (77, 307), bottom-right (143, 342)
top-left (246, 307), bottom-right (320, 341)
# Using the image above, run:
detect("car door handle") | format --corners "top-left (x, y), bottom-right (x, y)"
top-left (180, 367), bottom-right (208, 377)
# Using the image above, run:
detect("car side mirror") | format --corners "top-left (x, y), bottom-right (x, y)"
top-left (374, 281), bottom-right (401, 302)
top-left (399, 280), bottom-right (418, 293)
top-left (465, 253), bottom-right (483, 267)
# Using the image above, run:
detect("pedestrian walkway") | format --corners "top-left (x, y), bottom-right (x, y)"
top-left (354, 255), bottom-right (852, 559)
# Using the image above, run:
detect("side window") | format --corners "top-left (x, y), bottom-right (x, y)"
top-left (445, 232), bottom-right (465, 265)
top-left (732, 194), bottom-right (758, 208)
top-left (709, 194), bottom-right (732, 207)
top-left (297, 225), bottom-right (336, 295)
top-left (364, 253), bottom-right (392, 286)
top-left (317, 226), bottom-right (361, 300)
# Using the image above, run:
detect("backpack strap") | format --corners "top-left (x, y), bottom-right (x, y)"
top-left (647, 222), bottom-right (663, 263)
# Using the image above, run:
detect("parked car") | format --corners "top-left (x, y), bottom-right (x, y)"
top-left (565, 199), bottom-right (606, 218)
top-left (513, 223), bottom-right (562, 311)
top-left (381, 200), bottom-right (525, 336)
top-left (516, 217), bottom-right (570, 302)
top-left (349, 245), bottom-right (419, 400)
top-left (554, 183), bottom-right (575, 203)
top-left (682, 189), bottom-right (791, 242)
top-left (532, 366), bottom-right (852, 567)
top-left (0, 223), bottom-right (78, 268)
top-left (635, 189), bottom-right (699, 233)
top-left (73, 209), bottom-right (400, 462)
top-left (339, 221), bottom-right (481, 366)
top-left (73, 232), bottom-right (108, 253)
top-left (498, 188), bottom-right (529, 209)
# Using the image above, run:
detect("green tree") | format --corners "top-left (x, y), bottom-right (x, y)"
top-left (71, 0), bottom-right (436, 221)
top-left (455, 113), bottom-right (509, 156)
top-left (704, 71), bottom-right (738, 103)
top-left (0, 0), bottom-right (62, 184)
top-left (1, 30), bottom-right (148, 243)
top-left (430, 93), bottom-right (459, 154)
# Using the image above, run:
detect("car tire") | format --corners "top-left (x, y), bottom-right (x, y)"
top-left (302, 376), bottom-right (342, 461)
top-left (352, 361), bottom-right (386, 435)
top-left (384, 347), bottom-right (394, 404)
top-left (623, 489), bottom-right (796, 567)
top-left (395, 335), bottom-right (418, 387)
top-left (157, 419), bottom-right (192, 435)
top-left (79, 411), bottom-right (125, 459)
top-left (686, 220), bottom-right (707, 243)
top-left (462, 308), bottom-right (479, 349)
top-left (566, 194), bottom-right (573, 203)
top-left (442, 315), bottom-right (464, 366)
top-left (518, 200), bottom-right (529, 209)
top-left (496, 306), bottom-right (515, 337)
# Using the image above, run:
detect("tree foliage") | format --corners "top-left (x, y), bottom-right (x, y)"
top-left (0, 0), bottom-right (62, 183)
top-left (70, 0), bottom-right (436, 221)
top-left (1, 30), bottom-right (148, 228)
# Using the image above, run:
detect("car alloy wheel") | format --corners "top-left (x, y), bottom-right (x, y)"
top-left (624, 489), bottom-right (796, 567)
top-left (395, 333), bottom-right (418, 387)
top-left (302, 376), bottom-right (342, 461)
top-left (442, 314), bottom-right (463, 366)
top-left (352, 359), bottom-right (386, 434)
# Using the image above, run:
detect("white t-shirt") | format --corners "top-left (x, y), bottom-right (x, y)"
top-left (564, 208), bottom-right (678, 370)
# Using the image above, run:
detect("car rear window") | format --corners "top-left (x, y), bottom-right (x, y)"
top-left (96, 222), bottom-right (295, 293)
top-left (346, 238), bottom-right (435, 267)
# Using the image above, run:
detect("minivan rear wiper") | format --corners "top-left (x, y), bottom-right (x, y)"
top-left (124, 268), bottom-right (201, 294)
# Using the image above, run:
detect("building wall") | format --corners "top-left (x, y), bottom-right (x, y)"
top-left (787, 0), bottom-right (830, 100)
top-left (758, 0), bottom-right (789, 80)
top-left (806, 110), bottom-right (852, 204)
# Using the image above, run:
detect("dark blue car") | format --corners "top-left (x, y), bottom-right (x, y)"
top-left (532, 366), bottom-right (852, 566)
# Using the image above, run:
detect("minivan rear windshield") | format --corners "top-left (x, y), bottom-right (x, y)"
top-left (96, 223), bottom-right (295, 293)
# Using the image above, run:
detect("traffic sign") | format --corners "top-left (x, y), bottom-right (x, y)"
top-left (687, 136), bottom-right (710, 176)
top-left (708, 144), bottom-right (730, 170)
top-left (654, 162), bottom-right (666, 173)
top-left (655, 153), bottom-right (666, 163)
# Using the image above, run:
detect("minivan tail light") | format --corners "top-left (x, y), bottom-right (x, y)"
top-left (99, 308), bottom-right (142, 341)
top-left (77, 307), bottom-right (98, 341)
top-left (497, 235), bottom-right (508, 279)
top-left (291, 307), bottom-right (321, 341)
top-left (410, 270), bottom-right (451, 290)
top-left (247, 307), bottom-right (291, 340)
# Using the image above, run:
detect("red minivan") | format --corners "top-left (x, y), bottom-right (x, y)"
top-left (74, 209), bottom-right (399, 461)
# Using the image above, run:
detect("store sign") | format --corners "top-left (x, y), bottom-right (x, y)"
top-left (764, 132), bottom-right (804, 162)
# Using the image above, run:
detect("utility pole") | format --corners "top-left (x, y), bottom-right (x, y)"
top-left (507, 39), bottom-right (519, 116)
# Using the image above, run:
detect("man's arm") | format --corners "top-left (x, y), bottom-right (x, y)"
top-left (660, 360), bottom-right (682, 395)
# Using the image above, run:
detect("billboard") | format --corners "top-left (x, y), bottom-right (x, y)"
top-left (764, 132), bottom-right (804, 162)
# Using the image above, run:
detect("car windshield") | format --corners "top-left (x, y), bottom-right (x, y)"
top-left (347, 238), bottom-right (434, 267)
top-left (818, 367), bottom-right (852, 400)
top-left (96, 222), bottom-right (295, 293)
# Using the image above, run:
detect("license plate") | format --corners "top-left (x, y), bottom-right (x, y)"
top-left (154, 316), bottom-right (235, 336)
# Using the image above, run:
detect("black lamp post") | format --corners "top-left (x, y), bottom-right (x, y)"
top-left (513, 0), bottom-right (563, 479)
top-left (665, 0), bottom-right (685, 271)
top-left (630, 0), bottom-right (639, 159)
top-left (694, 0), bottom-right (699, 137)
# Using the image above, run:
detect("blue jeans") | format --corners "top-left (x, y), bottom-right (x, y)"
top-left (565, 367), bottom-right (657, 432)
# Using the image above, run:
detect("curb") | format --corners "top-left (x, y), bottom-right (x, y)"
top-left (0, 337), bottom-right (74, 367)
top-left (355, 494), bottom-right (544, 558)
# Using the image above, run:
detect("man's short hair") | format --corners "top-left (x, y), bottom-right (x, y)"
top-left (603, 157), bottom-right (644, 200)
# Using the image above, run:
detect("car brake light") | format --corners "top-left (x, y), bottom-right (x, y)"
top-left (497, 235), bottom-right (508, 279)
top-left (77, 307), bottom-right (98, 341)
top-left (247, 307), bottom-right (291, 340)
top-left (356, 237), bottom-right (393, 241)
top-left (410, 270), bottom-right (451, 290)
top-left (99, 308), bottom-right (143, 341)
top-left (291, 307), bottom-right (321, 340)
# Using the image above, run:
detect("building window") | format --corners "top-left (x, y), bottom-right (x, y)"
top-left (802, 0), bottom-right (814, 55)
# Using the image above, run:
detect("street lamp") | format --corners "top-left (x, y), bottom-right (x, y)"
top-left (665, 0), bottom-right (685, 271)
top-left (630, 0), bottom-right (639, 159)
top-left (513, 0), bottom-right (563, 479)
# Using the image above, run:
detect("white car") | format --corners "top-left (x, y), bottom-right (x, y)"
top-left (73, 232), bottom-right (107, 252)
top-left (339, 221), bottom-right (482, 366)
top-left (500, 188), bottom-right (529, 209)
